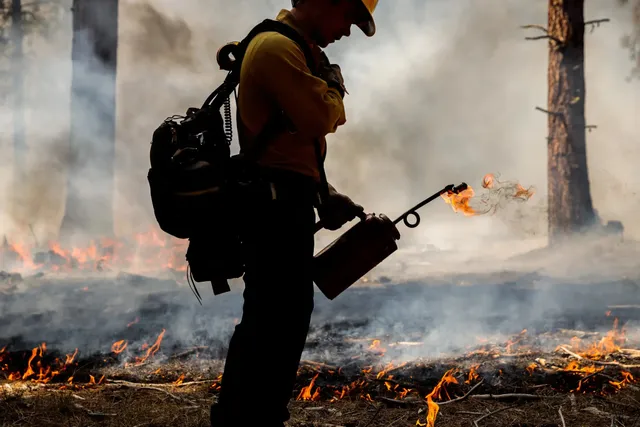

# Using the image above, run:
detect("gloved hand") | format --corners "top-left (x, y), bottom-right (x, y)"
top-left (318, 190), bottom-right (365, 231)
top-left (316, 51), bottom-right (348, 98)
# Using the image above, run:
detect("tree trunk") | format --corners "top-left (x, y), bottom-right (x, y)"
top-left (11, 0), bottom-right (26, 179)
top-left (59, 0), bottom-right (119, 244)
top-left (547, 0), bottom-right (597, 245)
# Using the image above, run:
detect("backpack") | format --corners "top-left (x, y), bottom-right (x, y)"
top-left (147, 19), bottom-right (319, 300)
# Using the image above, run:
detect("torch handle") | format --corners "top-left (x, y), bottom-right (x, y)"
top-left (392, 183), bottom-right (468, 229)
top-left (314, 211), bottom-right (367, 234)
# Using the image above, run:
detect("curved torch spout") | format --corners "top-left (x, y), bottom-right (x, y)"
top-left (392, 183), bottom-right (468, 229)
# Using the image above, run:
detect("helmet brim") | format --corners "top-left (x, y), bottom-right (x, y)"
top-left (353, 0), bottom-right (376, 37)
top-left (357, 18), bottom-right (376, 37)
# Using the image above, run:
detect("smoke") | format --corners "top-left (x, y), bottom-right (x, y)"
top-left (1, 0), bottom-right (640, 362)
top-left (1, 0), bottom-right (638, 246)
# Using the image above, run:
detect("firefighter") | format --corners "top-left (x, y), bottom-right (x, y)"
top-left (210, 0), bottom-right (378, 425)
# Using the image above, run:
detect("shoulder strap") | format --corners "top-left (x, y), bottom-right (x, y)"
top-left (201, 19), bottom-right (316, 111)
top-left (203, 19), bottom-right (330, 201)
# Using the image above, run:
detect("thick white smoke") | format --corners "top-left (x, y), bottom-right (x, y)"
top-left (0, 0), bottom-right (639, 360)
top-left (2, 0), bottom-right (638, 252)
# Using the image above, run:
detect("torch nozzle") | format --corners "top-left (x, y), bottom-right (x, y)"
top-left (451, 183), bottom-right (468, 194)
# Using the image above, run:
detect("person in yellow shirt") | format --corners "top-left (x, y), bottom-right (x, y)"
top-left (211, 1), bottom-right (378, 426)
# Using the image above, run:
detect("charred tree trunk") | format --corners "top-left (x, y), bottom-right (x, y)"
top-left (60, 0), bottom-right (119, 243)
top-left (547, 0), bottom-right (597, 245)
top-left (11, 0), bottom-right (26, 179)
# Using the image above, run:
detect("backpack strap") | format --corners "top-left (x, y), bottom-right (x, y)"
top-left (202, 19), bottom-right (316, 110)
top-left (204, 19), bottom-right (330, 201)
top-left (233, 20), bottom-right (318, 164)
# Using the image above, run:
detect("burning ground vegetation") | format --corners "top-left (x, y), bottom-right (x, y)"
top-left (2, 307), bottom-right (640, 426)
top-left (3, 173), bottom-right (637, 427)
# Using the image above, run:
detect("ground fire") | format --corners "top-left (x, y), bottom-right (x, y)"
top-left (3, 311), bottom-right (640, 426)
top-left (0, 226), bottom-right (188, 276)
top-left (5, 174), bottom-right (640, 427)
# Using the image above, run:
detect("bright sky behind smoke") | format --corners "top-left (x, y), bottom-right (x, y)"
top-left (0, 0), bottom-right (638, 256)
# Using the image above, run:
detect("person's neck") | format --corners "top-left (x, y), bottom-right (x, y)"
top-left (289, 7), bottom-right (319, 46)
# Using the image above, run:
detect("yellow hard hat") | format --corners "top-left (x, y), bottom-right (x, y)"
top-left (355, 0), bottom-right (378, 37)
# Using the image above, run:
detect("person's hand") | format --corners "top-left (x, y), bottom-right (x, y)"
top-left (316, 51), bottom-right (348, 97)
top-left (318, 191), bottom-right (364, 231)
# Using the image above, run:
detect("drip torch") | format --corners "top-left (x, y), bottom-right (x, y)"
top-left (313, 183), bottom-right (468, 300)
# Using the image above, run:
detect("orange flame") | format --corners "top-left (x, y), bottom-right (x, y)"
top-left (1, 226), bottom-right (189, 275)
top-left (1, 343), bottom-right (79, 384)
top-left (418, 369), bottom-right (459, 427)
top-left (173, 374), bottom-right (186, 386)
top-left (557, 318), bottom-right (627, 361)
top-left (441, 187), bottom-right (476, 216)
top-left (111, 340), bottom-right (128, 355)
top-left (465, 365), bottom-right (480, 384)
top-left (131, 329), bottom-right (166, 366)
top-left (297, 373), bottom-right (321, 401)
top-left (526, 363), bottom-right (537, 376)
top-left (442, 174), bottom-right (534, 217)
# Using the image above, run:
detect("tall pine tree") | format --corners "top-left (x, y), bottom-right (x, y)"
top-left (60, 0), bottom-right (119, 243)
top-left (543, 0), bottom-right (597, 245)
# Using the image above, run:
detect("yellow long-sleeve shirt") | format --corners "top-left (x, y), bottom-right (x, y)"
top-left (237, 9), bottom-right (347, 182)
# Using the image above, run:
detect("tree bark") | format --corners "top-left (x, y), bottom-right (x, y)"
top-left (547, 0), bottom-right (597, 245)
top-left (11, 0), bottom-right (26, 179)
top-left (60, 0), bottom-right (119, 244)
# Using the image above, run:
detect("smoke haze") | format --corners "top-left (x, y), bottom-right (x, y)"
top-left (0, 0), bottom-right (639, 361)
top-left (1, 0), bottom-right (638, 248)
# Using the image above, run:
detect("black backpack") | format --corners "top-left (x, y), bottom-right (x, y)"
top-left (147, 19), bottom-right (319, 300)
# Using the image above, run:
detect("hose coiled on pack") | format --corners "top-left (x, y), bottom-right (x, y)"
top-left (223, 95), bottom-right (233, 144)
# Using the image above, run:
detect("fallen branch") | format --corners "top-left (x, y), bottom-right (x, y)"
top-left (558, 407), bottom-right (566, 427)
top-left (106, 379), bottom-right (215, 388)
top-left (617, 349), bottom-right (640, 358)
top-left (73, 403), bottom-right (117, 418)
top-left (376, 396), bottom-right (416, 407)
top-left (473, 405), bottom-right (518, 427)
top-left (300, 360), bottom-right (339, 371)
top-left (593, 395), bottom-right (640, 411)
top-left (557, 347), bottom-right (640, 369)
top-left (106, 382), bottom-right (196, 405)
top-left (168, 346), bottom-right (209, 360)
top-left (438, 380), bottom-right (484, 406)
top-left (362, 404), bottom-right (383, 427)
top-left (470, 393), bottom-right (543, 401)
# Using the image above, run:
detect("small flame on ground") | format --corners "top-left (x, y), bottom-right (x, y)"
top-left (1, 343), bottom-right (78, 384)
top-left (465, 365), bottom-right (480, 384)
top-left (297, 373), bottom-right (321, 401)
top-left (125, 329), bottom-right (166, 367)
top-left (111, 340), bottom-right (128, 355)
top-left (417, 368), bottom-right (459, 427)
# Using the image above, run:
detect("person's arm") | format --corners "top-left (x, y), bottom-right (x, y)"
top-left (249, 33), bottom-right (347, 138)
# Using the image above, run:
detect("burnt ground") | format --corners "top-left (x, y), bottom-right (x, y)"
top-left (2, 353), bottom-right (640, 427)
top-left (2, 265), bottom-right (640, 426)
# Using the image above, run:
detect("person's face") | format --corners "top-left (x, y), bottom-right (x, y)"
top-left (314, 0), bottom-right (368, 47)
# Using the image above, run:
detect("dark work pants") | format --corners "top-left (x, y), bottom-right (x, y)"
top-left (211, 187), bottom-right (316, 427)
